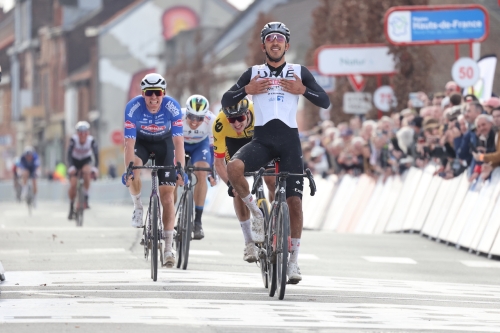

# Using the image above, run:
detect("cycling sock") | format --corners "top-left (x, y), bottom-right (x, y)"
top-left (289, 238), bottom-right (301, 264)
top-left (239, 219), bottom-right (253, 244)
top-left (194, 206), bottom-right (203, 224)
top-left (131, 193), bottom-right (142, 209)
top-left (163, 230), bottom-right (174, 252)
top-left (241, 194), bottom-right (262, 217)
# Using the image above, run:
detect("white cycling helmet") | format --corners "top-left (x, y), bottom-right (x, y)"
top-left (185, 94), bottom-right (209, 117)
top-left (23, 145), bottom-right (35, 154)
top-left (75, 121), bottom-right (90, 132)
top-left (140, 73), bottom-right (167, 91)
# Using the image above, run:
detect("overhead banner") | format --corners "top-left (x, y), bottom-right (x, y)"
top-left (315, 44), bottom-right (396, 76)
top-left (385, 5), bottom-right (489, 45)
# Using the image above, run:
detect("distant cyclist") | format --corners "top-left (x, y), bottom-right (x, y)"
top-left (123, 73), bottom-right (186, 267)
top-left (180, 94), bottom-right (217, 239)
top-left (19, 146), bottom-right (40, 206)
top-left (67, 121), bottom-right (99, 219)
top-left (222, 22), bottom-right (330, 283)
top-left (213, 97), bottom-right (275, 262)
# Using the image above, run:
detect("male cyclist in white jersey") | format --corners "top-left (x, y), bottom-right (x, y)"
top-left (67, 121), bottom-right (99, 219)
top-left (222, 22), bottom-right (330, 284)
top-left (180, 94), bottom-right (217, 239)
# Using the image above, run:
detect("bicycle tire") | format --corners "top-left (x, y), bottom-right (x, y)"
top-left (174, 195), bottom-right (184, 269)
top-left (151, 195), bottom-right (159, 281)
top-left (258, 199), bottom-right (270, 289)
top-left (267, 203), bottom-right (277, 297)
top-left (26, 184), bottom-right (33, 216)
top-left (181, 189), bottom-right (193, 270)
top-left (276, 202), bottom-right (290, 300)
top-left (76, 180), bottom-right (84, 227)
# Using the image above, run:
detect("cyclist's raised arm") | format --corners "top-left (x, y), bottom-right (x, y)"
top-left (300, 66), bottom-right (331, 109)
top-left (221, 68), bottom-right (252, 108)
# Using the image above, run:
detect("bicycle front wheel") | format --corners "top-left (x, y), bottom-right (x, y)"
top-left (267, 203), bottom-right (277, 297)
top-left (258, 199), bottom-right (270, 289)
top-left (181, 189), bottom-right (193, 270)
top-left (76, 181), bottom-right (84, 227)
top-left (276, 202), bottom-right (290, 300)
top-left (151, 195), bottom-right (159, 281)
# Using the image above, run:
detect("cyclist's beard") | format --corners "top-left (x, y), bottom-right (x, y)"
top-left (265, 49), bottom-right (286, 63)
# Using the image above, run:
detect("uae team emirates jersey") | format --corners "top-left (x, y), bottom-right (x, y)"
top-left (124, 95), bottom-right (183, 141)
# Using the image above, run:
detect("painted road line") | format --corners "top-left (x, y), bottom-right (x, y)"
top-left (76, 248), bottom-right (126, 254)
top-left (189, 250), bottom-right (222, 256)
top-left (0, 249), bottom-right (29, 255)
top-left (461, 260), bottom-right (500, 268)
top-left (362, 256), bottom-right (417, 264)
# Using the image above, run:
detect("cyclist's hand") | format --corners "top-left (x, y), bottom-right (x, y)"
top-left (208, 175), bottom-right (217, 187)
top-left (91, 167), bottom-right (99, 179)
top-left (121, 172), bottom-right (133, 187)
top-left (227, 181), bottom-right (235, 198)
top-left (244, 75), bottom-right (271, 95)
top-left (280, 73), bottom-right (306, 95)
top-left (68, 166), bottom-right (76, 175)
top-left (177, 172), bottom-right (189, 186)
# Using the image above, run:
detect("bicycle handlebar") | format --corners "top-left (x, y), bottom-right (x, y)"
top-left (249, 167), bottom-right (316, 196)
top-left (125, 161), bottom-right (183, 182)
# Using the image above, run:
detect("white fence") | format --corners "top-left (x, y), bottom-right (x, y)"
top-left (204, 166), bottom-right (500, 260)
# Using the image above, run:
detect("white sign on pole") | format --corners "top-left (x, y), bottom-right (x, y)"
top-left (343, 92), bottom-right (372, 114)
top-left (373, 86), bottom-right (397, 112)
top-left (451, 57), bottom-right (480, 88)
top-left (310, 69), bottom-right (335, 93)
top-left (317, 45), bottom-right (396, 76)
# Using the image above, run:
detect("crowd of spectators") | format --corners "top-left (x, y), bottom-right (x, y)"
top-left (301, 81), bottom-right (500, 183)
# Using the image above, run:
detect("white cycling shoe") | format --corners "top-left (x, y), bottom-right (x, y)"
top-left (243, 242), bottom-right (258, 263)
top-left (163, 250), bottom-right (176, 268)
top-left (250, 213), bottom-right (265, 244)
top-left (287, 262), bottom-right (302, 284)
top-left (131, 208), bottom-right (143, 228)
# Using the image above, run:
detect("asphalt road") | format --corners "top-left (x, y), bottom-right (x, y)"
top-left (1, 200), bottom-right (500, 333)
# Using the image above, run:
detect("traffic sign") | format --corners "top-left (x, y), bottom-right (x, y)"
top-left (343, 92), bottom-right (372, 114)
top-left (385, 5), bottom-right (489, 45)
top-left (451, 57), bottom-right (480, 88)
top-left (373, 86), bottom-right (397, 112)
top-left (111, 130), bottom-right (123, 145)
top-left (348, 74), bottom-right (366, 92)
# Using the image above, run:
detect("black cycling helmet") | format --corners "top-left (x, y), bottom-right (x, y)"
top-left (260, 22), bottom-right (290, 43)
top-left (223, 97), bottom-right (252, 118)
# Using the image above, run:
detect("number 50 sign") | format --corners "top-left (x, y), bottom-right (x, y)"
top-left (451, 57), bottom-right (480, 88)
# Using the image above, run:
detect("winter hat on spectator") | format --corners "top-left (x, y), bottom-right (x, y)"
top-left (423, 118), bottom-right (440, 131)
top-left (409, 116), bottom-right (423, 129)
top-left (484, 97), bottom-right (500, 108)
top-left (310, 146), bottom-right (325, 158)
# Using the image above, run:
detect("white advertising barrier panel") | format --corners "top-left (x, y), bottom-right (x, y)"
top-left (303, 176), bottom-right (337, 230)
top-left (361, 177), bottom-right (395, 234)
top-left (374, 176), bottom-right (403, 234)
top-left (347, 176), bottom-right (377, 232)
top-left (412, 176), bottom-right (442, 232)
top-left (336, 175), bottom-right (376, 233)
top-left (429, 175), bottom-right (462, 239)
top-left (343, 92), bottom-right (372, 114)
top-left (316, 45), bottom-right (396, 76)
top-left (403, 164), bottom-right (437, 231)
top-left (459, 171), bottom-right (500, 250)
top-left (437, 173), bottom-right (469, 241)
top-left (355, 177), bottom-right (384, 233)
top-left (322, 175), bottom-right (358, 231)
top-left (385, 168), bottom-right (422, 232)
top-left (476, 172), bottom-right (500, 254)
top-left (421, 177), bottom-right (456, 239)
top-left (446, 187), bottom-right (480, 246)
top-left (487, 202), bottom-right (500, 258)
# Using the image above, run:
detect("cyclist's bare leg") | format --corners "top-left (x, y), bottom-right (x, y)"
top-left (128, 156), bottom-right (143, 196)
top-left (227, 159), bottom-right (250, 198)
top-left (68, 168), bottom-right (77, 201)
top-left (263, 175), bottom-right (275, 203)
top-left (32, 177), bottom-right (38, 195)
top-left (81, 164), bottom-right (92, 191)
top-left (193, 161), bottom-right (209, 207)
top-left (287, 196), bottom-right (303, 239)
top-left (159, 185), bottom-right (175, 231)
top-left (21, 170), bottom-right (29, 187)
top-left (233, 196), bottom-right (250, 222)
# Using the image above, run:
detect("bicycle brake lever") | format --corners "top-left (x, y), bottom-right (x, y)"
top-left (127, 161), bottom-right (135, 181)
top-left (251, 167), bottom-right (266, 195)
top-left (305, 168), bottom-right (316, 196)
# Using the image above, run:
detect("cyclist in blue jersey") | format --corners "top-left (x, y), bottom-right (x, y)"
top-left (222, 22), bottom-right (330, 284)
top-left (180, 94), bottom-right (217, 239)
top-left (123, 73), bottom-right (186, 267)
top-left (19, 146), bottom-right (41, 207)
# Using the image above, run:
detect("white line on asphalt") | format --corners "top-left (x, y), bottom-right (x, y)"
top-left (189, 250), bottom-right (222, 256)
top-left (362, 256), bottom-right (417, 264)
top-left (300, 254), bottom-right (319, 260)
top-left (76, 248), bottom-right (126, 254)
top-left (461, 260), bottom-right (500, 268)
top-left (0, 249), bottom-right (29, 255)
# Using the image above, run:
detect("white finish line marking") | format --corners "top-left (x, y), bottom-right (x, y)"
top-left (362, 256), bottom-right (417, 264)
top-left (461, 260), bottom-right (500, 268)
top-left (189, 250), bottom-right (222, 256)
top-left (0, 249), bottom-right (29, 255)
top-left (76, 248), bottom-right (126, 254)
top-left (300, 254), bottom-right (319, 260)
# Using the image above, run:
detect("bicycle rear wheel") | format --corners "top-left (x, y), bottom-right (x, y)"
top-left (174, 195), bottom-right (184, 268)
top-left (151, 195), bottom-right (159, 281)
top-left (267, 203), bottom-right (277, 297)
top-left (276, 202), bottom-right (290, 300)
top-left (181, 189), bottom-right (193, 270)
top-left (258, 199), bottom-right (270, 289)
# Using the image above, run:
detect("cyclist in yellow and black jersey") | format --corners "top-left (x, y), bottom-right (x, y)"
top-left (213, 97), bottom-right (275, 263)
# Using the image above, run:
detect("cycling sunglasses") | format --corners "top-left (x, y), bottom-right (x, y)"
top-left (187, 113), bottom-right (204, 122)
top-left (264, 33), bottom-right (286, 43)
top-left (228, 114), bottom-right (247, 124)
top-left (143, 89), bottom-right (164, 97)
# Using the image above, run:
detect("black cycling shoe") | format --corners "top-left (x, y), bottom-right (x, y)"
top-left (193, 223), bottom-right (204, 240)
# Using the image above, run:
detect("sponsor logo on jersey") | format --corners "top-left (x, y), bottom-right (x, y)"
top-left (269, 96), bottom-right (284, 102)
top-left (173, 119), bottom-right (182, 127)
top-left (128, 102), bottom-right (141, 117)
top-left (166, 101), bottom-right (180, 116)
top-left (214, 119), bottom-right (223, 133)
top-left (257, 69), bottom-right (295, 79)
top-left (124, 120), bottom-right (136, 129)
top-left (140, 124), bottom-right (166, 132)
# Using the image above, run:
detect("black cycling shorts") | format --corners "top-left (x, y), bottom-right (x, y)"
top-left (231, 119), bottom-right (303, 199)
top-left (226, 137), bottom-right (275, 169)
top-left (135, 137), bottom-right (177, 186)
top-left (71, 157), bottom-right (92, 171)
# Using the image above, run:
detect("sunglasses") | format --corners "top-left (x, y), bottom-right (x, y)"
top-left (143, 89), bottom-right (164, 97)
top-left (187, 113), bottom-right (205, 122)
top-left (228, 115), bottom-right (247, 124)
top-left (264, 33), bottom-right (286, 43)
